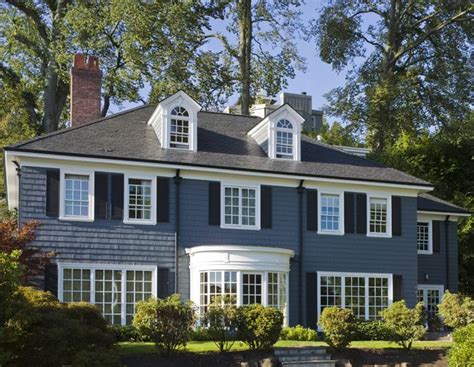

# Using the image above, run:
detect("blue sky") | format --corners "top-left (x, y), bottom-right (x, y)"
top-left (113, 1), bottom-right (349, 115)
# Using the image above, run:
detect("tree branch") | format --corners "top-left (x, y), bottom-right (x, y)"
top-left (354, 31), bottom-right (384, 51)
top-left (5, 0), bottom-right (49, 44)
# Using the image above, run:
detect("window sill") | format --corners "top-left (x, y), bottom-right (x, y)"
top-left (59, 216), bottom-right (94, 222)
top-left (220, 225), bottom-right (261, 231)
top-left (367, 232), bottom-right (392, 238)
top-left (317, 230), bottom-right (344, 236)
top-left (123, 219), bottom-right (157, 226)
top-left (417, 251), bottom-right (433, 255)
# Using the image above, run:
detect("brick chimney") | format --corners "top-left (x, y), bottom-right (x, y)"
top-left (70, 54), bottom-right (102, 127)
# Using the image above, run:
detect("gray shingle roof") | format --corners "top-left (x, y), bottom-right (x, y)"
top-left (418, 193), bottom-right (471, 215)
top-left (6, 105), bottom-right (431, 187)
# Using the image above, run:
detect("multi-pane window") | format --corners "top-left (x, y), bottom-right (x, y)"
top-left (223, 186), bottom-right (258, 228)
top-left (170, 106), bottom-right (189, 149)
top-left (276, 119), bottom-right (294, 159)
top-left (369, 197), bottom-right (388, 234)
top-left (418, 286), bottom-right (443, 318)
top-left (64, 174), bottom-right (89, 217)
top-left (417, 222), bottom-right (431, 253)
top-left (60, 265), bottom-right (155, 325)
top-left (128, 179), bottom-right (152, 221)
top-left (199, 271), bottom-right (238, 315)
top-left (319, 273), bottom-right (391, 321)
top-left (320, 194), bottom-right (340, 232)
top-left (267, 272), bottom-right (287, 315)
top-left (242, 273), bottom-right (262, 305)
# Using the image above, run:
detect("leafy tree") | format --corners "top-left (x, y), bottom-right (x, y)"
top-left (449, 323), bottom-right (474, 366)
top-left (318, 118), bottom-right (364, 147)
top-left (311, 0), bottom-right (473, 153)
top-left (438, 291), bottom-right (474, 329)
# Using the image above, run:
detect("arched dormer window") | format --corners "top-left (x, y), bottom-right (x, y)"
top-left (276, 119), bottom-right (294, 159)
top-left (170, 106), bottom-right (190, 149)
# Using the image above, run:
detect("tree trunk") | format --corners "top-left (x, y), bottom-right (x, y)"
top-left (238, 0), bottom-right (252, 115)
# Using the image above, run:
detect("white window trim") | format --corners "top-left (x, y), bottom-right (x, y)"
top-left (367, 194), bottom-right (392, 238)
top-left (220, 183), bottom-right (261, 230)
top-left (163, 103), bottom-right (198, 152)
top-left (59, 169), bottom-right (95, 222)
top-left (318, 191), bottom-right (345, 235)
top-left (123, 174), bottom-right (157, 225)
top-left (417, 284), bottom-right (444, 314)
top-left (274, 120), bottom-right (296, 161)
top-left (417, 220), bottom-right (433, 255)
top-left (317, 271), bottom-right (393, 325)
top-left (57, 262), bottom-right (158, 326)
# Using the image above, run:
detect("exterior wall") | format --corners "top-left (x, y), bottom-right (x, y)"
top-left (19, 166), bottom-right (177, 291)
top-left (418, 221), bottom-right (458, 292)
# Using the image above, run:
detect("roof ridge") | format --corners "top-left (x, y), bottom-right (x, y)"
top-left (7, 104), bottom-right (152, 149)
top-left (200, 110), bottom-right (262, 119)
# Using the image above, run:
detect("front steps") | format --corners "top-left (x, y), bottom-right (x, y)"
top-left (274, 347), bottom-right (336, 367)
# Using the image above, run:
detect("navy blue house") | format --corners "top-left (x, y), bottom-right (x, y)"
top-left (4, 85), bottom-right (469, 327)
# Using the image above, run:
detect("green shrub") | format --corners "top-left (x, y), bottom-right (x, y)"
top-left (235, 304), bottom-right (283, 351)
top-left (8, 286), bottom-right (118, 367)
top-left (381, 301), bottom-right (425, 350)
top-left (280, 325), bottom-right (319, 341)
top-left (318, 307), bottom-right (357, 350)
top-left (448, 323), bottom-right (474, 366)
top-left (438, 291), bottom-right (474, 329)
top-left (71, 348), bottom-right (121, 367)
top-left (109, 324), bottom-right (144, 342)
top-left (133, 294), bottom-right (196, 356)
top-left (355, 320), bottom-right (391, 341)
top-left (203, 298), bottom-right (238, 352)
top-left (190, 327), bottom-right (213, 341)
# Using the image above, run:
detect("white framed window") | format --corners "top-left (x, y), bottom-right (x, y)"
top-left (169, 106), bottom-right (190, 149)
top-left (417, 221), bottom-right (433, 254)
top-left (59, 170), bottom-right (94, 221)
top-left (417, 284), bottom-right (444, 318)
top-left (124, 175), bottom-right (157, 225)
top-left (275, 119), bottom-right (294, 159)
top-left (367, 195), bottom-right (392, 237)
top-left (318, 192), bottom-right (344, 235)
top-left (221, 184), bottom-right (260, 230)
top-left (318, 271), bottom-right (393, 322)
top-left (58, 263), bottom-right (157, 325)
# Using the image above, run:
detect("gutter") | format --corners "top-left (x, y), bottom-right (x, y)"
top-left (12, 161), bottom-right (21, 226)
top-left (174, 169), bottom-right (182, 293)
top-left (297, 179), bottom-right (305, 325)
top-left (445, 216), bottom-right (450, 290)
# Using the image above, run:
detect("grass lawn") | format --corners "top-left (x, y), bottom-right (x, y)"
top-left (118, 340), bottom-right (452, 355)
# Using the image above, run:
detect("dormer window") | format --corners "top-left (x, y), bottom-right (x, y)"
top-left (276, 119), bottom-right (294, 159)
top-left (170, 106), bottom-right (190, 149)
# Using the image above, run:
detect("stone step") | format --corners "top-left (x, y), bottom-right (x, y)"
top-left (278, 355), bottom-right (331, 362)
top-left (281, 360), bottom-right (336, 367)
top-left (274, 347), bottom-right (327, 356)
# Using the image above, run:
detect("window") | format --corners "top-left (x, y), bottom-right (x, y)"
top-left (222, 184), bottom-right (260, 229)
top-left (59, 264), bottom-right (156, 325)
top-left (417, 222), bottom-right (432, 254)
top-left (124, 176), bottom-right (156, 224)
top-left (368, 196), bottom-right (391, 236)
top-left (418, 285), bottom-right (443, 318)
top-left (319, 193), bottom-right (343, 234)
top-left (169, 106), bottom-right (189, 149)
top-left (60, 172), bottom-right (93, 221)
top-left (199, 271), bottom-right (237, 315)
top-left (276, 119), bottom-right (294, 159)
top-left (319, 272), bottom-right (392, 321)
top-left (242, 273), bottom-right (262, 305)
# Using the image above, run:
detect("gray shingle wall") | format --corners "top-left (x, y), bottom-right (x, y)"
top-left (418, 221), bottom-right (458, 292)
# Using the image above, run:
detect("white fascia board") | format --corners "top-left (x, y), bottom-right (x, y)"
top-left (4, 150), bottom-right (19, 210)
top-left (8, 150), bottom-right (433, 194)
top-left (417, 210), bottom-right (470, 220)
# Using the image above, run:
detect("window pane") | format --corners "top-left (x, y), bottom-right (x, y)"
top-left (128, 179), bottom-right (152, 221)
top-left (417, 222), bottom-right (430, 251)
top-left (321, 194), bottom-right (340, 231)
top-left (242, 273), bottom-right (262, 305)
top-left (64, 174), bottom-right (89, 217)
top-left (170, 107), bottom-right (190, 149)
top-left (369, 198), bottom-right (388, 234)
top-left (276, 119), bottom-right (293, 159)
top-left (62, 268), bottom-right (91, 306)
top-left (125, 270), bottom-right (153, 325)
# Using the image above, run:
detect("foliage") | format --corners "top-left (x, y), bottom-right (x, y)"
top-left (5, 286), bottom-right (117, 367)
top-left (355, 320), bottom-right (391, 341)
top-left (381, 301), bottom-right (425, 350)
top-left (280, 325), bottom-right (319, 341)
top-left (448, 323), bottom-right (474, 367)
top-left (318, 307), bottom-right (357, 350)
top-left (438, 291), bottom-right (474, 329)
top-left (203, 297), bottom-right (238, 352)
top-left (0, 218), bottom-right (54, 279)
top-left (133, 294), bottom-right (196, 356)
top-left (109, 324), bottom-right (145, 342)
top-left (311, 0), bottom-right (472, 153)
top-left (305, 117), bottom-right (364, 147)
top-left (235, 304), bottom-right (283, 351)
top-left (190, 327), bottom-right (213, 341)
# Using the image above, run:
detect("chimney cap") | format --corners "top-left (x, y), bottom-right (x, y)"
top-left (72, 54), bottom-right (100, 71)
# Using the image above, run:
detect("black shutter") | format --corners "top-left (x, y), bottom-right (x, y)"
top-left (46, 169), bottom-right (60, 217)
top-left (44, 263), bottom-right (58, 298)
top-left (307, 189), bottom-right (318, 231)
top-left (356, 193), bottom-right (367, 234)
top-left (306, 272), bottom-right (318, 328)
top-left (261, 186), bottom-right (272, 229)
top-left (433, 221), bottom-right (441, 253)
top-left (157, 178), bottom-right (170, 223)
top-left (393, 274), bottom-right (403, 302)
top-left (94, 173), bottom-right (108, 220)
top-left (208, 182), bottom-right (220, 225)
top-left (157, 268), bottom-right (170, 299)
top-left (392, 196), bottom-right (402, 236)
top-left (344, 192), bottom-right (355, 234)
top-left (111, 173), bottom-right (124, 220)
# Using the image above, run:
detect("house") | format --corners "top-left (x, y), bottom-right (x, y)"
top-left (3, 54), bottom-right (470, 327)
